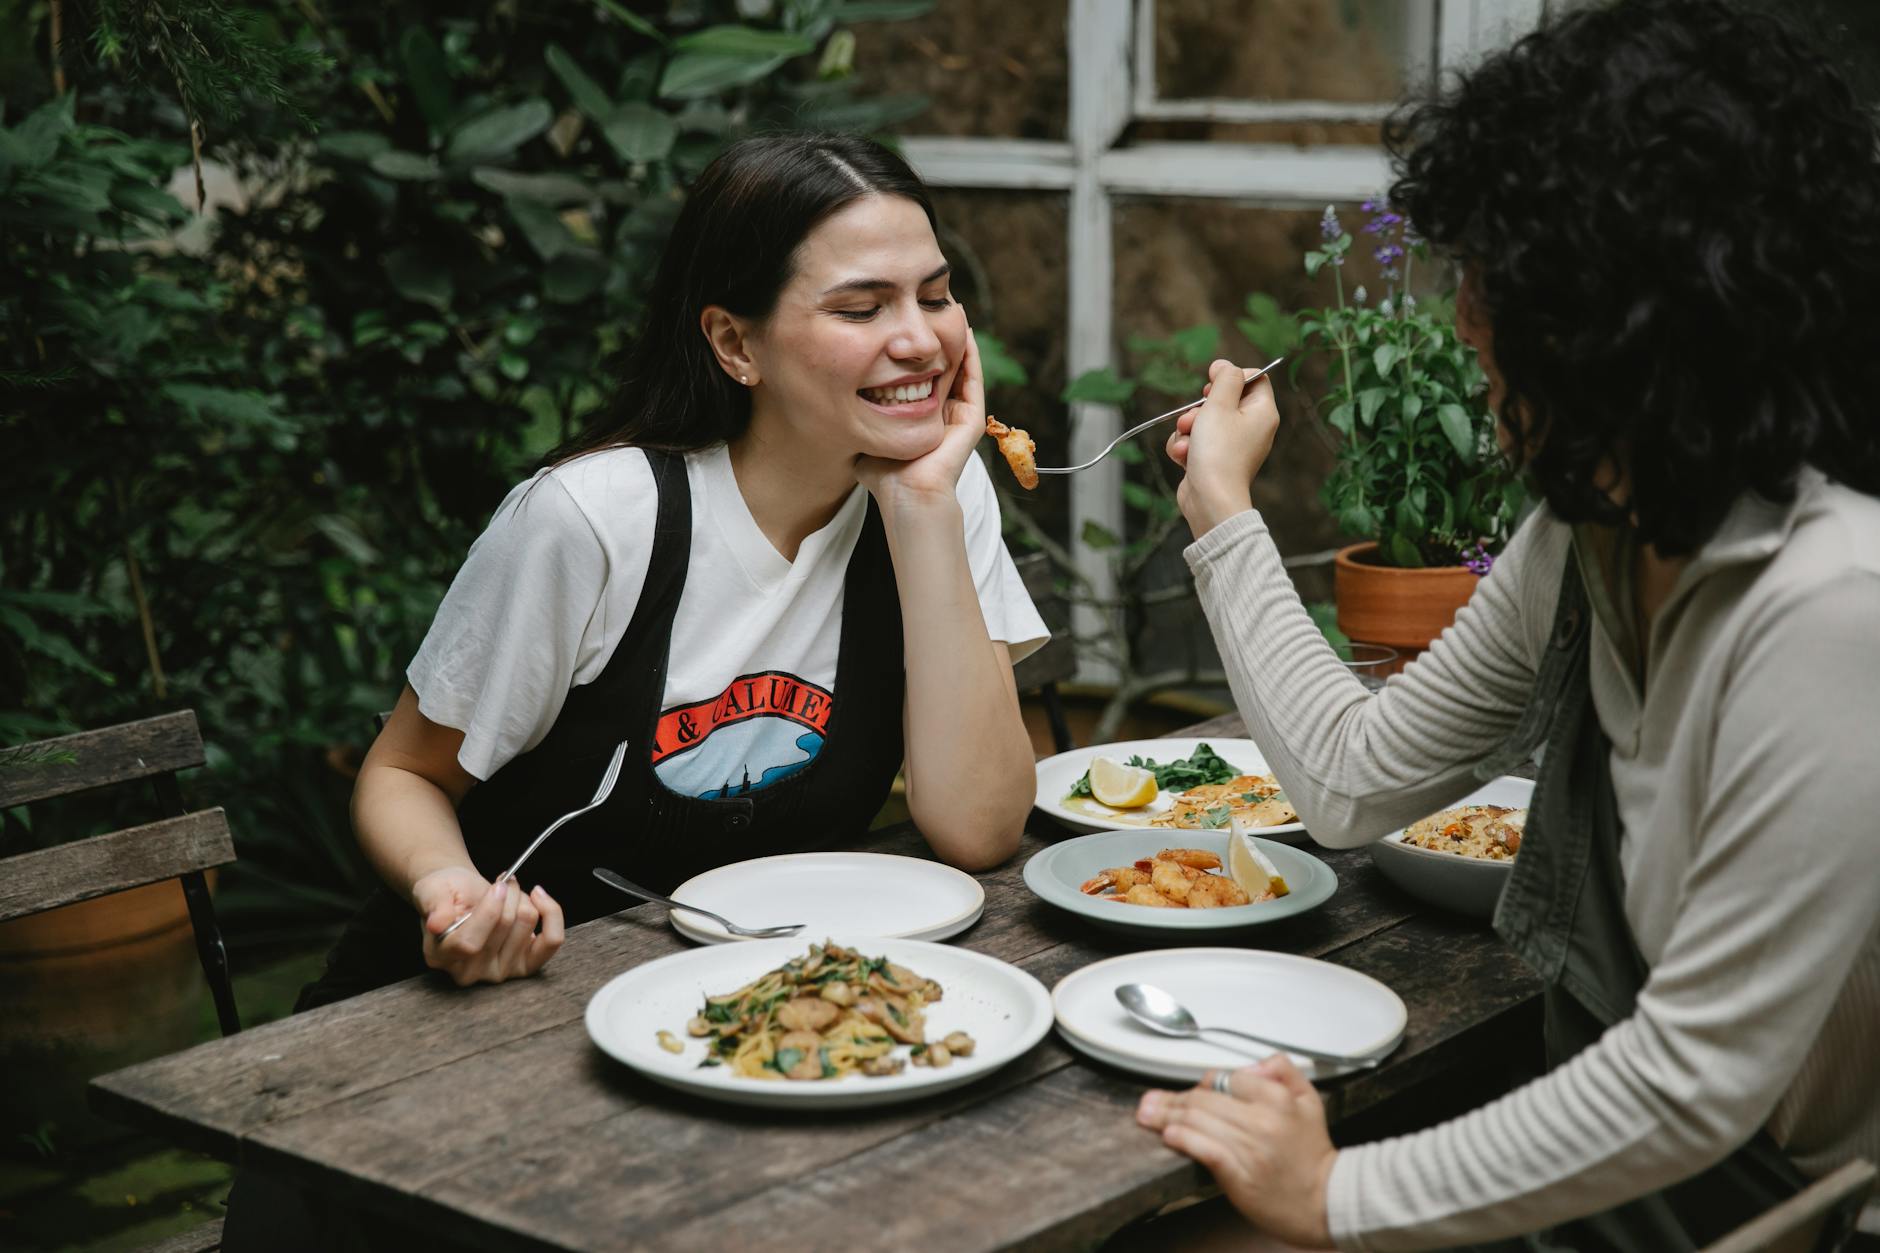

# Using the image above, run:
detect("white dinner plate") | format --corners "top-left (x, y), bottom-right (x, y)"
top-left (664, 852), bottom-right (985, 945)
top-left (1051, 948), bottom-right (1406, 1083)
top-left (1032, 738), bottom-right (1307, 842)
top-left (1023, 829), bottom-right (1336, 937)
top-left (586, 936), bottom-right (1052, 1110)
top-left (1367, 777), bottom-right (1534, 921)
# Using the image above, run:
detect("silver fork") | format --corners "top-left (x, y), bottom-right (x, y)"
top-left (591, 867), bottom-right (806, 938)
top-left (1033, 357), bottom-right (1285, 475)
top-left (439, 739), bottom-right (629, 940)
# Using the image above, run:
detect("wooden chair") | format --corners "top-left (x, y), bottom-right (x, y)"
top-left (1012, 552), bottom-right (1077, 755)
top-left (1699, 1158), bottom-right (1876, 1253)
top-left (0, 710), bottom-right (240, 1038)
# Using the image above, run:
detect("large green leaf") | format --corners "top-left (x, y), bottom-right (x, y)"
top-left (4, 96), bottom-right (76, 172)
top-left (400, 29), bottom-right (456, 132)
top-left (1168, 324), bottom-right (1221, 366)
top-left (601, 103), bottom-right (678, 162)
top-left (658, 27), bottom-right (816, 99)
top-left (444, 99), bottom-right (553, 165)
top-left (974, 332), bottom-right (1029, 390)
top-left (1061, 367), bottom-right (1137, 406)
top-left (593, 0), bottom-right (668, 43)
top-left (672, 26), bottom-right (819, 57)
top-left (317, 130), bottom-right (391, 162)
top-left (835, 1), bottom-right (938, 19)
top-left (659, 51), bottom-right (794, 98)
top-left (545, 44), bottom-right (617, 119)
top-left (471, 168), bottom-right (594, 204)
top-left (1436, 403), bottom-right (1476, 461)
top-left (368, 150), bottom-right (440, 180)
top-left (505, 196), bottom-right (576, 260)
top-left (384, 247), bottom-right (454, 309)
top-left (543, 250), bottom-right (609, 303)
top-left (110, 182), bottom-right (189, 224)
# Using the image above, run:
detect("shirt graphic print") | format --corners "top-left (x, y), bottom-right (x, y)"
top-left (651, 670), bottom-right (833, 799)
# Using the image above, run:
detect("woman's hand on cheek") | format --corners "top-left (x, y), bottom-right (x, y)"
top-left (1135, 1054), bottom-right (1338, 1250)
top-left (854, 312), bottom-right (984, 513)
top-left (1168, 358), bottom-right (1282, 539)
top-left (414, 866), bottom-right (566, 987)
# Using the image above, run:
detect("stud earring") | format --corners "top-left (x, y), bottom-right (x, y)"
top-left (739, 374), bottom-right (749, 384)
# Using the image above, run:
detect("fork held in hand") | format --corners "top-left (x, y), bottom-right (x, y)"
top-left (438, 739), bottom-right (630, 941)
top-left (1032, 357), bottom-right (1284, 476)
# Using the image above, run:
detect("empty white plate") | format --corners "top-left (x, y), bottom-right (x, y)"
top-left (1032, 738), bottom-right (1307, 842)
top-left (586, 936), bottom-right (1052, 1110)
top-left (663, 852), bottom-right (985, 945)
top-left (1051, 948), bottom-right (1406, 1082)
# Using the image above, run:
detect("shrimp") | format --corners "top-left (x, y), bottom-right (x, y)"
top-left (1122, 883), bottom-right (1177, 907)
top-left (1079, 866), bottom-right (1150, 896)
top-left (1154, 848), bottom-right (1223, 871)
top-left (1186, 875), bottom-right (1253, 909)
top-left (1150, 858), bottom-right (1204, 904)
top-left (985, 418), bottom-right (1039, 490)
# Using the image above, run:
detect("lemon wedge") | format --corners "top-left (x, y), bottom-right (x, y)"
top-left (1228, 817), bottom-right (1290, 899)
top-left (1089, 756), bottom-right (1158, 809)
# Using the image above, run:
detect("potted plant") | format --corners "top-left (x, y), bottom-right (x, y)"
top-left (1242, 200), bottom-right (1526, 667)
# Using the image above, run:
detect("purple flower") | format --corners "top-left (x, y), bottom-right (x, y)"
top-left (1320, 204), bottom-right (1343, 241)
top-left (1374, 243), bottom-right (1405, 267)
top-left (1462, 543), bottom-right (1494, 576)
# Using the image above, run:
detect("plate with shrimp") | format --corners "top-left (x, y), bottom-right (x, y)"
top-left (1022, 827), bottom-right (1336, 936)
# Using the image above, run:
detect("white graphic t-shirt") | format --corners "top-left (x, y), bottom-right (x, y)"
top-left (409, 444), bottom-right (1049, 791)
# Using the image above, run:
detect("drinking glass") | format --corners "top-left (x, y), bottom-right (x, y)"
top-left (1337, 642), bottom-right (1398, 692)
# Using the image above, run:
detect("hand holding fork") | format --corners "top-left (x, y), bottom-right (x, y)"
top-left (417, 740), bottom-right (628, 985)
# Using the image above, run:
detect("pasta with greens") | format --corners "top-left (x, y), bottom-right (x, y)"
top-left (677, 941), bottom-right (975, 1081)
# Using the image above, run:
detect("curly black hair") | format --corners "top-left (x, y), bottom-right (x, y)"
top-left (1387, 0), bottom-right (1880, 556)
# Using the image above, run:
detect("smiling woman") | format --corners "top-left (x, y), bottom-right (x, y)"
top-left (295, 134), bottom-right (1049, 1013)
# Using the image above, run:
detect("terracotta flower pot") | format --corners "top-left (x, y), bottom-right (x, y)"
top-left (1333, 542), bottom-right (1480, 673)
top-left (0, 877), bottom-right (208, 1141)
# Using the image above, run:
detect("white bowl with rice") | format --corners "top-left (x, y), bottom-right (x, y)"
top-left (1368, 776), bottom-right (1535, 921)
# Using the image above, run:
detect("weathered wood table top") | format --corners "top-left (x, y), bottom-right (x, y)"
top-left (93, 714), bottom-right (1542, 1252)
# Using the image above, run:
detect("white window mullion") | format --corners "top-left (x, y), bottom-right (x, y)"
top-left (1066, 0), bottom-right (1134, 684)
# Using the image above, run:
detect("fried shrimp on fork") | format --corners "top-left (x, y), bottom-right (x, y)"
top-left (984, 418), bottom-right (1039, 489)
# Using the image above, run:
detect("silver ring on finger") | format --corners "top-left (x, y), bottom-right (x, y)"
top-left (1210, 1069), bottom-right (1233, 1096)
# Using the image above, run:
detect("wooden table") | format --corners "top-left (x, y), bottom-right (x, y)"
top-left (93, 714), bottom-right (1542, 1252)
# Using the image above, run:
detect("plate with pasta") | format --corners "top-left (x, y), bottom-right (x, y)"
top-left (585, 937), bottom-right (1053, 1109)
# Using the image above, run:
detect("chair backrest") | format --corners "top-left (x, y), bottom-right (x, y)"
top-left (1699, 1157), bottom-right (1877, 1253)
top-left (0, 711), bottom-right (236, 924)
top-left (1011, 552), bottom-right (1076, 693)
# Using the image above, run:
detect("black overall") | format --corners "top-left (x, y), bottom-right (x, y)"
top-left (1458, 543), bottom-right (1862, 1252)
top-left (298, 449), bottom-right (908, 1010)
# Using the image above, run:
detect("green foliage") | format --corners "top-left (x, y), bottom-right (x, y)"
top-left (1, 0), bottom-right (935, 942)
top-left (1244, 204), bottom-right (1525, 568)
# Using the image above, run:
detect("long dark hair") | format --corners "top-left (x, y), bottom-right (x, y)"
top-left (1387, 0), bottom-right (1880, 556)
top-left (547, 133), bottom-right (937, 464)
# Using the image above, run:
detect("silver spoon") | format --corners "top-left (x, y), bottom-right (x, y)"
top-left (592, 867), bottom-right (806, 939)
top-left (1033, 357), bottom-right (1284, 475)
top-left (1114, 982), bottom-right (1384, 1071)
top-left (439, 739), bottom-right (629, 941)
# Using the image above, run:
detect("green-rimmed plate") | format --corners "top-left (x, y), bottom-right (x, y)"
top-left (1022, 829), bottom-right (1336, 937)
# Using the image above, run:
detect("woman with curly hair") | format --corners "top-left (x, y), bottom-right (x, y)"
top-left (1135, 1), bottom-right (1880, 1249)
